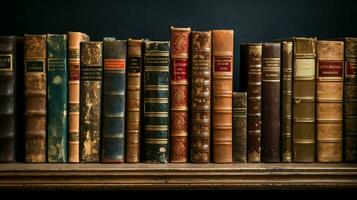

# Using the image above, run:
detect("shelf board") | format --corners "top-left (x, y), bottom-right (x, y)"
top-left (0, 163), bottom-right (357, 189)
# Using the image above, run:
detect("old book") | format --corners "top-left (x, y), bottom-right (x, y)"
top-left (24, 34), bottom-right (47, 163)
top-left (191, 31), bottom-right (211, 163)
top-left (47, 34), bottom-right (68, 162)
top-left (281, 41), bottom-right (293, 163)
top-left (292, 37), bottom-right (316, 163)
top-left (170, 27), bottom-right (191, 163)
top-left (212, 30), bottom-right (234, 163)
top-left (0, 36), bottom-right (23, 162)
top-left (233, 92), bottom-right (247, 163)
top-left (126, 39), bottom-right (143, 163)
top-left (344, 37), bottom-right (357, 162)
top-left (241, 43), bottom-right (262, 163)
top-left (316, 40), bottom-right (344, 162)
top-left (143, 41), bottom-right (170, 163)
top-left (68, 32), bottom-right (89, 163)
top-left (262, 42), bottom-right (281, 163)
top-left (102, 38), bottom-right (126, 163)
top-left (80, 41), bottom-right (103, 162)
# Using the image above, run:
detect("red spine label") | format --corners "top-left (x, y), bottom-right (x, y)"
top-left (104, 59), bottom-right (125, 70)
top-left (318, 61), bottom-right (343, 77)
top-left (346, 61), bottom-right (357, 76)
top-left (214, 57), bottom-right (232, 72)
top-left (172, 59), bottom-right (188, 81)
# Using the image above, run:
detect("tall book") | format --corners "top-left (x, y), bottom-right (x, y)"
top-left (292, 37), bottom-right (316, 162)
top-left (170, 27), bottom-right (191, 163)
top-left (126, 39), bottom-right (143, 163)
top-left (241, 43), bottom-right (262, 163)
top-left (262, 42), bottom-right (281, 163)
top-left (80, 41), bottom-right (103, 162)
top-left (281, 41), bottom-right (293, 163)
top-left (102, 38), bottom-right (126, 163)
top-left (0, 36), bottom-right (23, 162)
top-left (143, 41), bottom-right (170, 163)
top-left (191, 31), bottom-right (211, 163)
top-left (68, 32), bottom-right (89, 163)
top-left (24, 34), bottom-right (47, 163)
top-left (316, 40), bottom-right (344, 162)
top-left (47, 34), bottom-right (67, 162)
top-left (212, 30), bottom-right (234, 163)
top-left (233, 92), bottom-right (247, 163)
top-left (344, 37), bottom-right (357, 162)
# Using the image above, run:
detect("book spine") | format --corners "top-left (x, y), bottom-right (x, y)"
top-left (292, 37), bottom-right (316, 162)
top-left (68, 32), bottom-right (89, 163)
top-left (126, 39), bottom-right (143, 163)
top-left (233, 92), bottom-right (247, 163)
top-left (102, 39), bottom-right (126, 163)
top-left (80, 41), bottom-right (103, 162)
top-left (191, 31), bottom-right (211, 163)
top-left (47, 34), bottom-right (67, 162)
top-left (143, 41), bottom-right (170, 163)
top-left (24, 35), bottom-right (47, 163)
top-left (212, 30), bottom-right (233, 163)
top-left (281, 41), bottom-right (293, 163)
top-left (344, 37), bottom-right (357, 162)
top-left (316, 41), bottom-right (344, 162)
top-left (170, 27), bottom-right (191, 163)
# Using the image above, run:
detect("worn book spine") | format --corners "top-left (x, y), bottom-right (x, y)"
top-left (292, 37), bottom-right (316, 162)
top-left (316, 41), bottom-right (344, 162)
top-left (68, 32), bottom-right (89, 163)
top-left (143, 41), bottom-right (170, 163)
top-left (191, 31), bottom-right (211, 163)
top-left (102, 39), bottom-right (126, 163)
top-left (212, 30), bottom-right (233, 163)
top-left (24, 34), bottom-right (47, 163)
top-left (170, 27), bottom-right (191, 163)
top-left (233, 92), bottom-right (247, 163)
top-left (262, 42), bottom-right (281, 163)
top-left (80, 41), bottom-right (103, 162)
top-left (47, 34), bottom-right (67, 162)
top-left (281, 41), bottom-right (293, 163)
top-left (241, 43), bottom-right (262, 163)
top-left (344, 37), bottom-right (357, 162)
top-left (0, 36), bottom-right (23, 162)
top-left (126, 39), bottom-right (143, 163)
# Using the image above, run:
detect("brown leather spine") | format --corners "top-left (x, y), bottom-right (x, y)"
top-left (191, 31), bottom-right (211, 163)
top-left (24, 34), bottom-right (47, 163)
top-left (262, 42), bottom-right (281, 163)
top-left (316, 41), bottom-right (344, 162)
top-left (212, 30), bottom-right (233, 163)
top-left (126, 39), bottom-right (143, 163)
top-left (170, 27), bottom-right (191, 163)
top-left (233, 92), bottom-right (247, 163)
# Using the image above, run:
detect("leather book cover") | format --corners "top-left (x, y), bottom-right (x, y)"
top-left (143, 41), bottom-right (170, 163)
top-left (80, 41), bottom-right (103, 162)
top-left (281, 41), bottom-right (293, 163)
top-left (233, 92), bottom-right (247, 163)
top-left (126, 39), bottom-right (143, 163)
top-left (212, 30), bottom-right (233, 163)
top-left (24, 34), bottom-right (47, 163)
top-left (191, 31), bottom-right (211, 163)
top-left (47, 34), bottom-right (68, 162)
top-left (0, 36), bottom-right (23, 162)
top-left (262, 42), bottom-right (281, 163)
top-left (240, 43), bottom-right (262, 163)
top-left (170, 27), bottom-right (191, 163)
top-left (68, 32), bottom-right (89, 163)
top-left (344, 37), bottom-right (357, 162)
top-left (102, 38), bottom-right (126, 163)
top-left (316, 40), bottom-right (344, 162)
top-left (292, 37), bottom-right (316, 162)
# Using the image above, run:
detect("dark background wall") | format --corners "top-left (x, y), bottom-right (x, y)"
top-left (2, 0), bottom-right (357, 90)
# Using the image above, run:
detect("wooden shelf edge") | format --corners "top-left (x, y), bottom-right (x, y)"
top-left (0, 163), bottom-right (357, 189)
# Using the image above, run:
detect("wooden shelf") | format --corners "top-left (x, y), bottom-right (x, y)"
top-left (0, 163), bottom-right (357, 189)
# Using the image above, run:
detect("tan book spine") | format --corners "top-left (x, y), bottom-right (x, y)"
top-left (212, 30), bottom-right (234, 163)
top-left (316, 40), bottom-right (344, 162)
